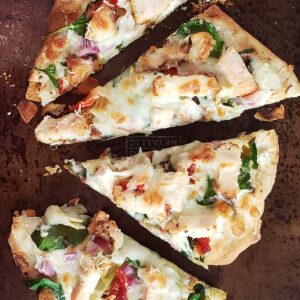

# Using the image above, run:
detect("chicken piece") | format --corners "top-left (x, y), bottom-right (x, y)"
top-left (216, 47), bottom-right (258, 97)
top-left (188, 32), bottom-right (216, 62)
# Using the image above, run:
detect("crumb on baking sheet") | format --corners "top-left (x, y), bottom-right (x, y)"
top-left (254, 104), bottom-right (285, 122)
top-left (17, 100), bottom-right (38, 123)
top-left (43, 165), bottom-right (63, 176)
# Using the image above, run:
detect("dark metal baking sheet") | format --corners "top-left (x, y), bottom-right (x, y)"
top-left (0, 0), bottom-right (299, 299)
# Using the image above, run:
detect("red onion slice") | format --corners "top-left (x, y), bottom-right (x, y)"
top-left (37, 260), bottom-right (56, 277)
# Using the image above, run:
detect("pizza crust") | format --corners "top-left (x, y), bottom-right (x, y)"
top-left (204, 130), bottom-right (279, 265)
top-left (8, 212), bottom-right (42, 278)
top-left (130, 0), bottom-right (173, 24)
top-left (72, 130), bottom-right (279, 267)
top-left (201, 5), bottom-right (300, 101)
top-left (47, 0), bottom-right (90, 33)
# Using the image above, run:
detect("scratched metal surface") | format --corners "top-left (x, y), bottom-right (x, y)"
top-left (0, 0), bottom-right (299, 299)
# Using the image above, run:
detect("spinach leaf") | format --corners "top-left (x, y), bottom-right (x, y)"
top-left (196, 177), bottom-right (217, 206)
top-left (188, 283), bottom-right (205, 300)
top-left (32, 224), bottom-right (88, 251)
top-left (221, 98), bottom-right (235, 107)
top-left (116, 44), bottom-right (125, 52)
top-left (48, 14), bottom-right (88, 37)
top-left (28, 278), bottom-right (65, 300)
top-left (177, 19), bottom-right (224, 58)
top-left (238, 139), bottom-right (258, 190)
top-left (126, 257), bottom-right (141, 268)
top-left (33, 64), bottom-right (58, 89)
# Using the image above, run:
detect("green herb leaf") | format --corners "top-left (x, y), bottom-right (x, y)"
top-left (188, 283), bottom-right (205, 300)
top-left (31, 224), bottom-right (88, 251)
top-left (196, 177), bottom-right (217, 205)
top-left (188, 236), bottom-right (194, 250)
top-left (239, 48), bottom-right (255, 55)
top-left (221, 98), bottom-right (235, 107)
top-left (33, 64), bottom-right (58, 89)
top-left (238, 139), bottom-right (258, 189)
top-left (180, 251), bottom-right (189, 257)
top-left (126, 257), bottom-right (141, 268)
top-left (28, 278), bottom-right (65, 300)
top-left (68, 13), bottom-right (88, 36)
top-left (177, 19), bottom-right (224, 58)
top-left (116, 44), bottom-right (125, 52)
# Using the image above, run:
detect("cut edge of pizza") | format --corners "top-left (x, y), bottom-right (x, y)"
top-left (65, 130), bottom-right (279, 266)
top-left (25, 0), bottom-right (191, 105)
top-left (34, 5), bottom-right (300, 145)
top-left (8, 200), bottom-right (227, 300)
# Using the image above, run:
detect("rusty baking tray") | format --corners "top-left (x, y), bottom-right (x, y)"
top-left (0, 0), bottom-right (299, 299)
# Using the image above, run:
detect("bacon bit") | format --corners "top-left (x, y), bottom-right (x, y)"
top-left (135, 184), bottom-right (145, 196)
top-left (161, 68), bottom-right (178, 76)
top-left (190, 178), bottom-right (196, 185)
top-left (109, 0), bottom-right (118, 5)
top-left (17, 100), bottom-right (38, 123)
top-left (57, 78), bottom-right (72, 94)
top-left (73, 77), bottom-right (99, 96)
top-left (70, 96), bottom-right (97, 111)
top-left (187, 164), bottom-right (196, 176)
top-left (41, 103), bottom-right (66, 117)
top-left (108, 268), bottom-right (128, 300)
top-left (194, 237), bottom-right (211, 255)
top-left (119, 179), bottom-right (130, 191)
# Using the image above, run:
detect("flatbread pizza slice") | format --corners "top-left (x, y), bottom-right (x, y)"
top-left (35, 5), bottom-right (300, 145)
top-left (66, 130), bottom-right (279, 266)
top-left (26, 0), bottom-right (192, 105)
top-left (8, 201), bottom-right (226, 300)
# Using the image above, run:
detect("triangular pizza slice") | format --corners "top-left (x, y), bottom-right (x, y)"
top-left (26, 0), bottom-right (191, 105)
top-left (35, 5), bottom-right (299, 145)
top-left (65, 130), bottom-right (279, 266)
top-left (9, 201), bottom-right (226, 299)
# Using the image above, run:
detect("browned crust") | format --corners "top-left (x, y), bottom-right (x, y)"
top-left (130, 0), bottom-right (173, 25)
top-left (206, 130), bottom-right (279, 265)
top-left (200, 5), bottom-right (300, 100)
top-left (254, 104), bottom-right (285, 122)
top-left (8, 214), bottom-right (39, 278)
top-left (47, 0), bottom-right (90, 33)
top-left (26, 81), bottom-right (42, 102)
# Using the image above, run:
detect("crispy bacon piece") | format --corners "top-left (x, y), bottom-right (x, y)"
top-left (17, 100), bottom-right (38, 123)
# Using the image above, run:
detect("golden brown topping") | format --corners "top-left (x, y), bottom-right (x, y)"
top-left (39, 288), bottom-right (56, 300)
top-left (178, 79), bottom-right (202, 94)
top-left (231, 217), bottom-right (245, 237)
top-left (250, 206), bottom-right (260, 218)
top-left (111, 112), bottom-right (126, 124)
top-left (189, 32), bottom-right (215, 62)
top-left (189, 144), bottom-right (215, 162)
top-left (143, 190), bottom-right (163, 206)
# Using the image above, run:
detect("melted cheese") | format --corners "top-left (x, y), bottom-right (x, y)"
top-left (35, 7), bottom-right (299, 145)
top-left (77, 130), bottom-right (278, 266)
top-left (10, 204), bottom-right (226, 300)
